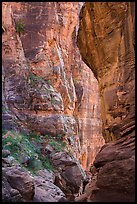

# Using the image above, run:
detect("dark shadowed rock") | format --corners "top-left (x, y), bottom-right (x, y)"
top-left (76, 135), bottom-right (135, 202)
top-left (3, 166), bottom-right (35, 202)
top-left (33, 175), bottom-right (67, 202)
top-left (50, 151), bottom-right (86, 200)
top-left (2, 173), bottom-right (24, 202)
top-left (93, 157), bottom-right (135, 202)
top-left (91, 135), bottom-right (135, 202)
top-left (94, 135), bottom-right (135, 168)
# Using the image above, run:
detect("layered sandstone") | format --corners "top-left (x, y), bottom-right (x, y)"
top-left (2, 2), bottom-right (104, 174)
top-left (77, 2), bottom-right (135, 142)
top-left (77, 2), bottom-right (135, 202)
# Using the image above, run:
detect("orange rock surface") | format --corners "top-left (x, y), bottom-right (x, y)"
top-left (2, 2), bottom-right (105, 171)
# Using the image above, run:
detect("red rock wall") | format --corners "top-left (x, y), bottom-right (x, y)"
top-left (77, 2), bottom-right (135, 202)
top-left (2, 2), bottom-right (105, 171)
top-left (77, 2), bottom-right (135, 142)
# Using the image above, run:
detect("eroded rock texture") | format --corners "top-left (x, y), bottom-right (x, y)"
top-left (77, 2), bottom-right (135, 142)
top-left (77, 2), bottom-right (135, 202)
top-left (2, 166), bottom-right (35, 202)
top-left (2, 2), bottom-right (104, 172)
top-left (2, 165), bottom-right (67, 202)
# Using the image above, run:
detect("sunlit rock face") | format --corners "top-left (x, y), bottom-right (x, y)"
top-left (73, 62), bottom-right (104, 170)
top-left (2, 2), bottom-right (104, 171)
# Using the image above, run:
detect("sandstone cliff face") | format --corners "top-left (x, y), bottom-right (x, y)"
top-left (77, 2), bottom-right (135, 142)
top-left (2, 2), bottom-right (104, 173)
top-left (77, 2), bottom-right (135, 202)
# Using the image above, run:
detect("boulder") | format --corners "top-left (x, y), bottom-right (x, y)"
top-left (2, 173), bottom-right (24, 202)
top-left (50, 151), bottom-right (86, 200)
top-left (2, 156), bottom-right (21, 167)
top-left (94, 135), bottom-right (135, 168)
top-left (37, 168), bottom-right (55, 183)
top-left (79, 135), bottom-right (135, 202)
top-left (92, 157), bottom-right (135, 202)
top-left (91, 135), bottom-right (135, 202)
top-left (2, 149), bottom-right (11, 158)
top-left (33, 175), bottom-right (67, 202)
top-left (3, 166), bottom-right (35, 202)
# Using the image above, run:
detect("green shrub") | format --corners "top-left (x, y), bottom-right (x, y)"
top-left (51, 97), bottom-right (56, 104)
top-left (57, 134), bottom-right (63, 140)
top-left (28, 74), bottom-right (38, 85)
top-left (46, 79), bottom-right (52, 85)
top-left (73, 79), bottom-right (78, 85)
top-left (2, 130), bottom-right (62, 173)
top-left (49, 139), bottom-right (57, 148)
top-left (28, 132), bottom-right (42, 143)
top-left (28, 156), bottom-right (42, 170)
top-left (42, 156), bottom-right (53, 172)
top-left (2, 129), bottom-right (8, 135)
top-left (44, 134), bottom-right (50, 140)
top-left (67, 148), bottom-right (72, 157)
top-left (2, 133), bottom-right (21, 152)
top-left (2, 150), bottom-right (10, 158)
top-left (29, 131), bottom-right (38, 138)
top-left (60, 141), bottom-right (66, 148)
top-left (49, 138), bottom-right (66, 152)
top-left (15, 21), bottom-right (25, 35)
top-left (28, 74), bottom-right (46, 86)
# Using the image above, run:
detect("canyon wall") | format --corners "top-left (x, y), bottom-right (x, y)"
top-left (77, 2), bottom-right (135, 142)
top-left (77, 2), bottom-right (135, 202)
top-left (2, 2), bottom-right (104, 171)
top-left (2, 2), bottom-right (135, 202)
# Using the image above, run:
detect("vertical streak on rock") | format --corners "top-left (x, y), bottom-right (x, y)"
top-left (2, 2), bottom-right (105, 171)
